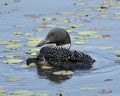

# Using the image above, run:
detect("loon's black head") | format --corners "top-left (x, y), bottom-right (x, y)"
top-left (36, 28), bottom-right (71, 49)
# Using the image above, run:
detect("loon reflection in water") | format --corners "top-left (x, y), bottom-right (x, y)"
top-left (27, 28), bottom-right (95, 70)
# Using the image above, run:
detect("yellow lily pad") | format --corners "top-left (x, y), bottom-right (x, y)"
top-left (56, 18), bottom-right (70, 23)
top-left (0, 41), bottom-right (10, 45)
top-left (69, 24), bottom-right (85, 28)
top-left (41, 24), bottom-right (56, 28)
top-left (28, 63), bottom-right (36, 67)
top-left (43, 17), bottom-right (56, 21)
top-left (11, 90), bottom-right (36, 96)
top-left (6, 44), bottom-right (22, 49)
top-left (98, 46), bottom-right (113, 50)
top-left (7, 77), bottom-right (22, 82)
top-left (25, 33), bottom-right (33, 36)
top-left (80, 87), bottom-right (96, 90)
top-left (38, 93), bottom-right (50, 96)
top-left (13, 32), bottom-right (23, 36)
top-left (74, 40), bottom-right (87, 45)
top-left (26, 41), bottom-right (40, 47)
top-left (41, 64), bottom-right (53, 69)
top-left (73, 2), bottom-right (87, 6)
top-left (53, 70), bottom-right (74, 75)
top-left (115, 51), bottom-right (120, 57)
top-left (2, 59), bottom-right (24, 64)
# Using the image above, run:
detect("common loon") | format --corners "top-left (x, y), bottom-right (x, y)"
top-left (27, 28), bottom-right (95, 70)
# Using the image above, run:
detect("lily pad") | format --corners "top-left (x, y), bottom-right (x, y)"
top-left (56, 18), bottom-right (70, 23)
top-left (28, 63), bottom-right (36, 67)
top-left (2, 59), bottom-right (24, 64)
top-left (41, 64), bottom-right (53, 69)
top-left (80, 87), bottom-right (96, 90)
top-left (53, 70), bottom-right (74, 75)
top-left (11, 90), bottom-right (36, 96)
top-left (6, 44), bottom-right (22, 50)
top-left (98, 89), bottom-right (112, 94)
top-left (74, 40), bottom-right (87, 45)
top-left (38, 93), bottom-right (50, 96)
top-left (7, 77), bottom-right (22, 82)
top-left (114, 51), bottom-right (120, 57)
top-left (98, 46), bottom-right (113, 50)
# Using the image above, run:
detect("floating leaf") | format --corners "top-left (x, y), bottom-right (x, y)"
top-left (38, 93), bottom-right (50, 96)
top-left (6, 44), bottom-right (22, 49)
top-left (25, 33), bottom-right (33, 36)
top-left (7, 77), bottom-right (22, 82)
top-left (11, 90), bottom-right (36, 96)
top-left (73, 2), bottom-right (87, 6)
top-left (35, 19), bottom-right (42, 23)
top-left (2, 59), bottom-right (24, 64)
top-left (0, 41), bottom-right (10, 45)
top-left (28, 63), bottom-right (36, 67)
top-left (69, 24), bottom-right (85, 28)
top-left (41, 64), bottom-right (53, 69)
top-left (41, 23), bottom-right (56, 28)
top-left (98, 46), bottom-right (113, 50)
top-left (13, 32), bottom-right (23, 36)
top-left (114, 51), bottom-right (120, 57)
top-left (98, 89), bottom-right (112, 94)
top-left (53, 70), bottom-right (74, 75)
top-left (74, 40), bottom-right (87, 45)
top-left (26, 41), bottom-right (40, 47)
top-left (56, 18), bottom-right (70, 23)
top-left (80, 87), bottom-right (96, 90)
top-left (43, 17), bottom-right (56, 21)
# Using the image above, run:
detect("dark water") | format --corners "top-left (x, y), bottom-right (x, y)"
top-left (0, 0), bottom-right (120, 96)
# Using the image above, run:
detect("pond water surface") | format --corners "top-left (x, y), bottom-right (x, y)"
top-left (0, 0), bottom-right (120, 96)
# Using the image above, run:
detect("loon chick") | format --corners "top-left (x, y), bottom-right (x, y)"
top-left (35, 28), bottom-right (95, 70)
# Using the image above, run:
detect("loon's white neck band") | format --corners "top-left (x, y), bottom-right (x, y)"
top-left (45, 43), bottom-right (71, 49)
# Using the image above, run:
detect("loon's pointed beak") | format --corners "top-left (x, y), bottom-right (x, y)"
top-left (36, 39), bottom-right (50, 47)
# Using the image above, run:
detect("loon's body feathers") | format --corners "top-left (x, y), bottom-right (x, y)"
top-left (36, 46), bottom-right (94, 70)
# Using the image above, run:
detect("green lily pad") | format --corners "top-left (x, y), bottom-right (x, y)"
top-left (7, 77), bottom-right (22, 82)
top-left (6, 44), bottom-right (22, 49)
top-left (53, 70), bottom-right (74, 75)
top-left (13, 32), bottom-right (23, 36)
top-left (98, 46), bottom-right (113, 50)
top-left (38, 93), bottom-right (50, 96)
top-left (56, 18), bottom-right (70, 23)
top-left (41, 64), bottom-right (53, 69)
top-left (2, 59), bottom-right (24, 64)
top-left (80, 87), bottom-right (96, 90)
top-left (11, 90), bottom-right (36, 96)
top-left (28, 63), bottom-right (36, 67)
top-left (74, 40), bottom-right (87, 45)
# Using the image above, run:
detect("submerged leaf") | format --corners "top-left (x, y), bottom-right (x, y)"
top-left (98, 89), bottom-right (112, 94)
top-left (53, 70), bottom-right (74, 75)
top-left (2, 59), bottom-right (24, 64)
top-left (14, 24), bottom-right (27, 28)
